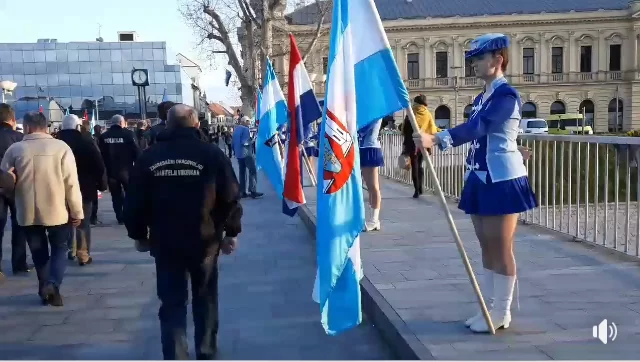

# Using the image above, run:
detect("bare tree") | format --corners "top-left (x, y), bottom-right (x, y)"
top-left (180, 0), bottom-right (330, 117)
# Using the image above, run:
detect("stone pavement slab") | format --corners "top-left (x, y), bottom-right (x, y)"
top-left (0, 179), bottom-right (392, 359)
top-left (299, 176), bottom-right (640, 360)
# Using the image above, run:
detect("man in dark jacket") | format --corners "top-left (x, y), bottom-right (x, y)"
top-left (58, 115), bottom-right (108, 265)
top-left (124, 104), bottom-right (242, 360)
top-left (98, 115), bottom-right (140, 224)
top-left (145, 101), bottom-right (175, 148)
top-left (0, 103), bottom-right (30, 276)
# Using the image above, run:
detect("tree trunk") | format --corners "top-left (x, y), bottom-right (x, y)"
top-left (261, 0), bottom-right (273, 73)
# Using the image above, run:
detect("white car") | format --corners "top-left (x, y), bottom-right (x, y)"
top-left (519, 118), bottom-right (548, 134)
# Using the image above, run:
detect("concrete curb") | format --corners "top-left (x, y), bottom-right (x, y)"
top-left (297, 203), bottom-right (434, 360)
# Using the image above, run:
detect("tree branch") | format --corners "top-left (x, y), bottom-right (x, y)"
top-left (301, 0), bottom-right (328, 62)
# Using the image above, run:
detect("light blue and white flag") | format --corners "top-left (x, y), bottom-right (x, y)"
top-left (256, 59), bottom-right (289, 198)
top-left (162, 88), bottom-right (169, 103)
top-left (316, 0), bottom-right (410, 336)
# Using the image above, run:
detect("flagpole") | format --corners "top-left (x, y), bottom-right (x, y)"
top-left (405, 107), bottom-right (495, 335)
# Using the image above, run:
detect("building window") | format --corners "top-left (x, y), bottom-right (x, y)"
top-left (522, 48), bottom-right (535, 74)
top-left (580, 46), bottom-right (592, 73)
top-left (435, 51), bottom-right (448, 78)
top-left (407, 53), bottom-right (419, 80)
top-left (609, 44), bottom-right (621, 71)
top-left (464, 51), bottom-right (475, 77)
top-left (322, 57), bottom-right (328, 75)
top-left (551, 47), bottom-right (563, 74)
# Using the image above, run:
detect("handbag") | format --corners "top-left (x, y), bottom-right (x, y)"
top-left (397, 153), bottom-right (410, 170)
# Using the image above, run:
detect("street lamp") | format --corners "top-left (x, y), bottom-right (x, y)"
top-left (0, 80), bottom-right (17, 103)
top-left (451, 66), bottom-right (463, 126)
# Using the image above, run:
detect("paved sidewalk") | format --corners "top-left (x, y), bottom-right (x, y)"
top-left (0, 183), bottom-right (392, 359)
top-left (301, 177), bottom-right (640, 360)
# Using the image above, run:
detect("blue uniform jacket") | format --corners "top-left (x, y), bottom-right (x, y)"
top-left (436, 77), bottom-right (527, 183)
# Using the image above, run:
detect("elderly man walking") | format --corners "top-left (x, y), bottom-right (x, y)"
top-left (232, 116), bottom-right (263, 199)
top-left (98, 115), bottom-right (140, 224)
top-left (124, 104), bottom-right (243, 359)
top-left (57, 114), bottom-right (108, 265)
top-left (1, 112), bottom-right (83, 306)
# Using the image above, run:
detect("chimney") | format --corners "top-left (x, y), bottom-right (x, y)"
top-left (117, 31), bottom-right (138, 42)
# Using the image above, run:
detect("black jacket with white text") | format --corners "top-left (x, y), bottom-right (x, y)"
top-left (123, 128), bottom-right (242, 258)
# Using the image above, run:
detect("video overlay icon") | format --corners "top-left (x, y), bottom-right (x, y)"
top-left (592, 319), bottom-right (618, 345)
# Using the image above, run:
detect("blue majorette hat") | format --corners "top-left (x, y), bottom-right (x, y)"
top-left (465, 33), bottom-right (510, 59)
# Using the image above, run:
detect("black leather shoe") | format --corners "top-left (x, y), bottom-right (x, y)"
top-left (49, 287), bottom-right (64, 307)
top-left (251, 192), bottom-right (264, 199)
top-left (12, 265), bottom-right (33, 275)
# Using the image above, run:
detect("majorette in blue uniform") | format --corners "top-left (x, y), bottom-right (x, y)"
top-left (430, 33), bottom-right (537, 333)
top-left (435, 41), bottom-right (537, 216)
top-left (358, 119), bottom-right (384, 168)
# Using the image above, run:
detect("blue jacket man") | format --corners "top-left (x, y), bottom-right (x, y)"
top-left (123, 104), bottom-right (242, 360)
top-left (232, 116), bottom-right (263, 199)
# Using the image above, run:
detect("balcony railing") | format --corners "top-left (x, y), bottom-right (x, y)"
top-left (402, 70), bottom-right (636, 90)
top-left (380, 132), bottom-right (640, 258)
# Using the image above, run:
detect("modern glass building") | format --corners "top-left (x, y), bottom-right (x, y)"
top-left (0, 37), bottom-right (193, 120)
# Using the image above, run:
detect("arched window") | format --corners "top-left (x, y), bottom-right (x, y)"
top-left (435, 105), bottom-right (451, 129)
top-left (579, 100), bottom-right (595, 128)
top-left (608, 98), bottom-right (623, 132)
top-left (550, 101), bottom-right (566, 115)
top-left (522, 102), bottom-right (537, 118)
top-left (463, 104), bottom-right (473, 120)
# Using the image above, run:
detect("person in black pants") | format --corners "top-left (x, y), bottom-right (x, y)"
top-left (91, 124), bottom-right (102, 224)
top-left (98, 115), bottom-right (140, 224)
top-left (0, 103), bottom-right (31, 277)
top-left (124, 104), bottom-right (243, 359)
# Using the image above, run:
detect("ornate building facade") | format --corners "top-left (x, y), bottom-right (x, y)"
top-left (272, 0), bottom-right (640, 132)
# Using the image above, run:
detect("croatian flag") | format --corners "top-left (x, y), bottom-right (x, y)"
top-left (316, 0), bottom-right (409, 335)
top-left (256, 59), bottom-right (288, 199)
top-left (283, 34), bottom-right (322, 217)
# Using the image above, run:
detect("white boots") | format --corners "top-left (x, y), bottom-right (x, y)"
top-left (469, 273), bottom-right (516, 333)
top-left (363, 207), bottom-right (381, 232)
top-left (465, 269), bottom-right (494, 327)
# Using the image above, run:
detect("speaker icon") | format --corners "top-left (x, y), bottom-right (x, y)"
top-left (592, 319), bottom-right (617, 344)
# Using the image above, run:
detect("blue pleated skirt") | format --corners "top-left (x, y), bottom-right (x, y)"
top-left (360, 147), bottom-right (385, 167)
top-left (458, 172), bottom-right (538, 216)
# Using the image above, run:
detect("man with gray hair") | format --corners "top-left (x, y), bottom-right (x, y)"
top-left (1, 111), bottom-right (83, 306)
top-left (57, 114), bottom-right (108, 265)
top-left (98, 115), bottom-right (140, 224)
top-left (124, 104), bottom-right (242, 359)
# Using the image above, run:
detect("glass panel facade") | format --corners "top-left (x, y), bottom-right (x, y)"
top-left (0, 41), bottom-right (188, 118)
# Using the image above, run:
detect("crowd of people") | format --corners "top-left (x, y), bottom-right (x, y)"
top-left (0, 100), bottom-right (261, 359)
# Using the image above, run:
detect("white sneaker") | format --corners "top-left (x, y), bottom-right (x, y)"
top-left (465, 269), bottom-right (494, 327)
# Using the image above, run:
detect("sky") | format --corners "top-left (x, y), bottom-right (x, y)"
top-left (0, 0), bottom-right (237, 105)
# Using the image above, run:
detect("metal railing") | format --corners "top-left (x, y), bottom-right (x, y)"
top-left (380, 131), bottom-right (640, 258)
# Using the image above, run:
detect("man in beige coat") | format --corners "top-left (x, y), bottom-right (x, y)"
top-left (1, 111), bottom-right (83, 306)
